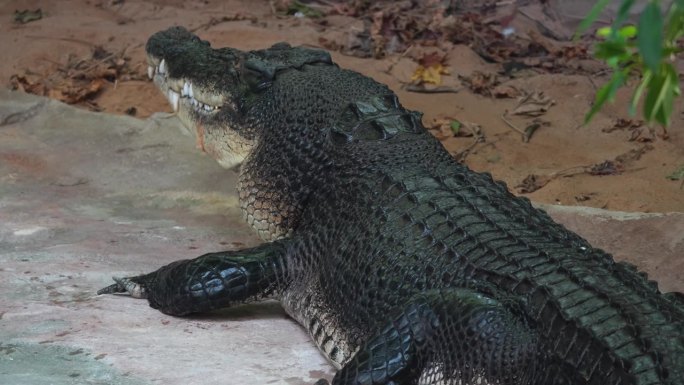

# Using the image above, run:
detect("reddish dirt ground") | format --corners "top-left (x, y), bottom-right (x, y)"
top-left (2, 0), bottom-right (683, 213)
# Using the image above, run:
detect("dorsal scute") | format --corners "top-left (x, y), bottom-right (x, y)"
top-left (244, 44), bottom-right (333, 81)
top-left (331, 95), bottom-right (423, 145)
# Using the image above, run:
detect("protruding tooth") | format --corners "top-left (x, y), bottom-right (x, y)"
top-left (158, 59), bottom-right (166, 74)
top-left (168, 90), bottom-right (179, 112)
top-left (147, 66), bottom-right (154, 79)
top-left (182, 82), bottom-right (189, 97)
top-left (188, 83), bottom-right (193, 98)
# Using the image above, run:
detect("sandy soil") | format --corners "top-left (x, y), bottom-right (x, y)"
top-left (1, 0), bottom-right (683, 213)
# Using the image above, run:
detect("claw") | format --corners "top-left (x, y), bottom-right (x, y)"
top-left (97, 276), bottom-right (148, 299)
top-left (97, 282), bottom-right (125, 295)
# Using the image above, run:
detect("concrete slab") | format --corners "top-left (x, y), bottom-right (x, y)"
top-left (0, 89), bottom-right (332, 385)
top-left (1, 89), bottom-right (682, 384)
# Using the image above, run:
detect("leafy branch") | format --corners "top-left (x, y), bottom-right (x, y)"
top-left (579, 0), bottom-right (684, 130)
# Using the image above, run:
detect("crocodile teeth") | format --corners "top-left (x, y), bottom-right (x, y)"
top-left (182, 82), bottom-right (190, 97)
top-left (158, 59), bottom-right (166, 75)
top-left (188, 83), bottom-right (193, 98)
top-left (147, 65), bottom-right (154, 79)
top-left (188, 96), bottom-right (218, 113)
top-left (168, 90), bottom-right (179, 112)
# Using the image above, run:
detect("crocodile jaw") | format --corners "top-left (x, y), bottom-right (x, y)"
top-left (145, 27), bottom-right (254, 169)
top-left (147, 60), bottom-right (251, 169)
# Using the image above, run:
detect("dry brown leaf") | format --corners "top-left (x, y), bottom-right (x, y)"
top-left (9, 45), bottom-right (141, 111)
top-left (460, 71), bottom-right (498, 96)
top-left (588, 161), bottom-right (624, 176)
top-left (411, 63), bottom-right (449, 85)
top-left (614, 145), bottom-right (654, 164)
top-left (428, 117), bottom-right (476, 140)
top-left (491, 84), bottom-right (520, 98)
top-left (629, 127), bottom-right (655, 143)
top-left (528, 29), bottom-right (562, 55)
top-left (516, 174), bottom-right (552, 193)
top-left (602, 118), bottom-right (644, 133)
top-left (512, 91), bottom-right (554, 117)
top-left (418, 51), bottom-right (446, 68)
top-left (602, 118), bottom-right (653, 142)
top-left (9, 75), bottom-right (47, 95)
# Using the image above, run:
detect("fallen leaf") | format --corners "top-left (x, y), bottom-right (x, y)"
top-left (460, 71), bottom-right (498, 96)
top-left (666, 165), bottom-right (684, 181)
top-left (9, 75), bottom-right (47, 95)
top-left (492, 84), bottom-right (520, 98)
top-left (273, 0), bottom-right (323, 18)
top-left (574, 194), bottom-right (593, 202)
top-left (417, 51), bottom-right (446, 68)
top-left (558, 45), bottom-right (589, 60)
top-left (429, 117), bottom-right (471, 140)
top-left (629, 127), bottom-right (655, 142)
top-left (411, 63), bottom-right (449, 85)
top-left (614, 145), bottom-right (653, 164)
top-left (14, 9), bottom-right (42, 24)
top-left (516, 174), bottom-right (552, 193)
top-left (602, 118), bottom-right (643, 133)
top-left (528, 29), bottom-right (562, 55)
top-left (9, 45), bottom-right (139, 111)
top-left (588, 161), bottom-right (623, 176)
top-left (512, 91), bottom-right (554, 117)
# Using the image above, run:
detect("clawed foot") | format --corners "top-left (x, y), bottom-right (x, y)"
top-left (97, 276), bottom-right (148, 298)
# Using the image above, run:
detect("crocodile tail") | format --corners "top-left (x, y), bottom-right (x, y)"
top-left (613, 260), bottom-right (684, 318)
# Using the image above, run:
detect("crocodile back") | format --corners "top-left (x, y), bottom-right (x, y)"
top-left (286, 105), bottom-right (684, 384)
top-left (236, 62), bottom-right (683, 385)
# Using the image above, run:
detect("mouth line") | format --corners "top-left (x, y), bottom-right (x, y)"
top-left (147, 56), bottom-right (221, 115)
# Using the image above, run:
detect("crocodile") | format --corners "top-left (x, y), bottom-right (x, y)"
top-left (98, 26), bottom-right (684, 385)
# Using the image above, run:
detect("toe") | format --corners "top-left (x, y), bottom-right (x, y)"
top-left (113, 276), bottom-right (148, 299)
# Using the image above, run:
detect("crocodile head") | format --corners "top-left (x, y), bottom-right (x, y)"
top-left (145, 26), bottom-right (333, 169)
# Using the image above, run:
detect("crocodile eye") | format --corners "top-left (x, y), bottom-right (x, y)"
top-left (243, 67), bottom-right (272, 92)
top-left (243, 59), bottom-right (274, 92)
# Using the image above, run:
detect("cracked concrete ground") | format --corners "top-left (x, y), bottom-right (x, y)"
top-left (1, 89), bottom-right (682, 385)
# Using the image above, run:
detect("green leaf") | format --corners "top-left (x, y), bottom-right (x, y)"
top-left (450, 120), bottom-right (461, 135)
top-left (287, 0), bottom-right (323, 18)
top-left (576, 0), bottom-right (611, 37)
top-left (638, 2), bottom-right (664, 72)
top-left (666, 165), bottom-right (684, 181)
top-left (618, 25), bottom-right (638, 38)
top-left (629, 70), bottom-right (652, 115)
top-left (593, 40), bottom-right (629, 61)
top-left (655, 64), bottom-right (679, 126)
top-left (585, 71), bottom-right (626, 123)
top-left (614, 0), bottom-right (637, 28)
top-left (643, 64), bottom-right (677, 125)
top-left (666, 6), bottom-right (684, 40)
top-left (597, 26), bottom-right (613, 37)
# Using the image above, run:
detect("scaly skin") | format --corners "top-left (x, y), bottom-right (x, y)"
top-left (98, 27), bottom-right (684, 385)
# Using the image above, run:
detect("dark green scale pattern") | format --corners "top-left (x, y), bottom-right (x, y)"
top-left (102, 27), bottom-right (684, 385)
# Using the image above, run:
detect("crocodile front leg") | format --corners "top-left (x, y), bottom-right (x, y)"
top-left (98, 241), bottom-right (290, 316)
top-left (319, 288), bottom-right (540, 385)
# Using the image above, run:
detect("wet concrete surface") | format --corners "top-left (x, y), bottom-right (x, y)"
top-left (1, 89), bottom-right (682, 384)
